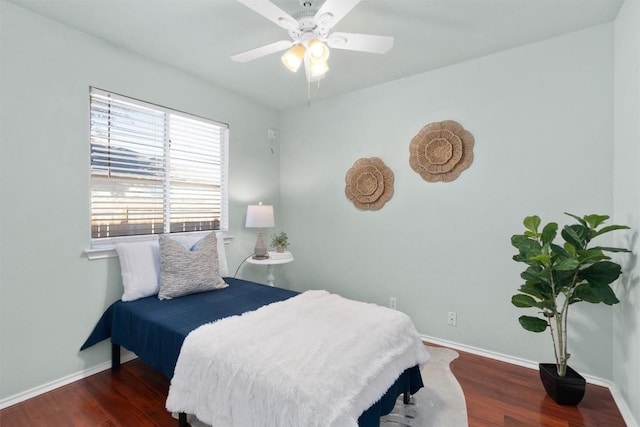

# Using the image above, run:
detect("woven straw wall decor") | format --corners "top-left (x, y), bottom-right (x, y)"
top-left (345, 157), bottom-right (394, 211)
top-left (409, 120), bottom-right (474, 182)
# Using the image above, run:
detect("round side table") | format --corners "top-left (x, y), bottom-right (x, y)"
top-left (246, 251), bottom-right (294, 286)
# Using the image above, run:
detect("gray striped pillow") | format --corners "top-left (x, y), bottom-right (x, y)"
top-left (158, 232), bottom-right (228, 300)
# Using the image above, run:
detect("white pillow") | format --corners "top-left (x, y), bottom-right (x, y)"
top-left (215, 231), bottom-right (228, 277)
top-left (115, 231), bottom-right (229, 302)
top-left (115, 240), bottom-right (160, 302)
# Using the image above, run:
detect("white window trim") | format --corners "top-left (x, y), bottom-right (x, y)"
top-left (84, 232), bottom-right (235, 260)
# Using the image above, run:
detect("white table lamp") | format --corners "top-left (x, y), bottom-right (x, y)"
top-left (246, 203), bottom-right (275, 259)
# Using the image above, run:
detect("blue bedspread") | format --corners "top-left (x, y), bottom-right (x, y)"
top-left (80, 277), bottom-right (423, 426)
top-left (81, 278), bottom-right (297, 378)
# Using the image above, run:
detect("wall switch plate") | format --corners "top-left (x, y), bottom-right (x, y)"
top-left (447, 311), bottom-right (457, 326)
top-left (389, 297), bottom-right (397, 310)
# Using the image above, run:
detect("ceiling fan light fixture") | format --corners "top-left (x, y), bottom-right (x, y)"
top-left (307, 38), bottom-right (330, 63)
top-left (281, 44), bottom-right (306, 72)
top-left (233, 0), bottom-right (395, 87)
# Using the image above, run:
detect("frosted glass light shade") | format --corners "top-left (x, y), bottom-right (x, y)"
top-left (281, 44), bottom-right (306, 73)
top-left (309, 61), bottom-right (329, 77)
top-left (308, 39), bottom-right (330, 63)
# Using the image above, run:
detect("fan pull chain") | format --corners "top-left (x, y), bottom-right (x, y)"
top-left (307, 79), bottom-right (322, 108)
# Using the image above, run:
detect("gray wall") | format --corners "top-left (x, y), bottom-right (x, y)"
top-left (0, 1), bottom-right (280, 400)
top-left (613, 0), bottom-right (640, 421)
top-left (279, 24), bottom-right (617, 379)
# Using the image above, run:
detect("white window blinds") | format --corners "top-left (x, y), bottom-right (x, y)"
top-left (90, 87), bottom-right (228, 240)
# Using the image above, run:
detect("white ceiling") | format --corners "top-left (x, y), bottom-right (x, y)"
top-left (9, 0), bottom-right (623, 110)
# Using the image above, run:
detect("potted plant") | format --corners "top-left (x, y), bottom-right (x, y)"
top-left (271, 231), bottom-right (289, 253)
top-left (511, 213), bottom-right (630, 405)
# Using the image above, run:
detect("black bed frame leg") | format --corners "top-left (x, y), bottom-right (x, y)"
top-left (403, 391), bottom-right (411, 404)
top-left (111, 343), bottom-right (121, 372)
top-left (178, 412), bottom-right (188, 427)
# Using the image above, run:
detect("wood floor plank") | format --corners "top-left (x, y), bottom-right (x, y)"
top-left (0, 345), bottom-right (628, 426)
top-left (0, 404), bottom-right (33, 427)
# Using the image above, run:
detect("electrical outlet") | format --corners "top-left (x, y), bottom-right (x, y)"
top-left (447, 311), bottom-right (457, 326)
top-left (267, 129), bottom-right (277, 140)
top-left (389, 297), bottom-right (397, 310)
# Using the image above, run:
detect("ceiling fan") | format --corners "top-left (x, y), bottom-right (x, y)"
top-left (231, 0), bottom-right (394, 82)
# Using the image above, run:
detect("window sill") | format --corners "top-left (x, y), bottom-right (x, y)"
top-left (84, 234), bottom-right (234, 260)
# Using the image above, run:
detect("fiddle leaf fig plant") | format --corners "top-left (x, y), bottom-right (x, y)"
top-left (511, 213), bottom-right (630, 377)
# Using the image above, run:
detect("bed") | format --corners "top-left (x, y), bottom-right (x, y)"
top-left (81, 233), bottom-right (426, 426)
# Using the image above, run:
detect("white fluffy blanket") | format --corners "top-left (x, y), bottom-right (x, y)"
top-left (166, 290), bottom-right (429, 427)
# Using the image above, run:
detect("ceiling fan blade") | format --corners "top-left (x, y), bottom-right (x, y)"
top-left (231, 40), bottom-right (294, 62)
top-left (314, 0), bottom-right (362, 30)
top-left (236, 0), bottom-right (299, 30)
top-left (327, 32), bottom-right (394, 54)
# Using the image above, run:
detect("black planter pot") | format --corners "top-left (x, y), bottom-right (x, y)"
top-left (539, 363), bottom-right (586, 406)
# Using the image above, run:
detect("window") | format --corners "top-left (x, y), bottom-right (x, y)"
top-left (89, 88), bottom-right (228, 243)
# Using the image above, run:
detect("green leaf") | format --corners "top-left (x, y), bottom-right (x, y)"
top-left (530, 254), bottom-right (552, 264)
top-left (512, 294), bottom-right (537, 308)
top-left (564, 212), bottom-right (587, 227)
top-left (550, 245), bottom-right (571, 263)
top-left (521, 266), bottom-right (551, 284)
top-left (523, 215), bottom-right (541, 233)
top-left (583, 214), bottom-right (609, 228)
top-left (554, 258), bottom-right (580, 271)
top-left (541, 222), bottom-right (558, 245)
top-left (517, 283), bottom-right (548, 300)
top-left (589, 284), bottom-right (620, 305)
top-left (570, 284), bottom-right (597, 303)
top-left (552, 270), bottom-right (574, 291)
top-left (590, 246), bottom-right (632, 253)
top-left (578, 249), bottom-right (609, 263)
top-left (592, 225), bottom-right (630, 239)
top-left (572, 283), bottom-right (620, 305)
top-left (561, 224), bottom-right (588, 249)
top-left (540, 301), bottom-right (558, 313)
top-left (519, 315), bottom-right (548, 332)
top-left (562, 242), bottom-right (577, 258)
top-left (511, 234), bottom-right (529, 248)
top-left (581, 261), bottom-right (622, 286)
top-left (512, 235), bottom-right (542, 259)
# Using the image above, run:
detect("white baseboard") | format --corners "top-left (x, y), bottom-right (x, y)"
top-left (0, 350), bottom-right (137, 411)
top-left (421, 334), bottom-right (638, 427)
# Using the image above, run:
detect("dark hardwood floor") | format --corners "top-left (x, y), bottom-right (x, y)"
top-left (0, 345), bottom-right (627, 426)
top-left (449, 347), bottom-right (626, 426)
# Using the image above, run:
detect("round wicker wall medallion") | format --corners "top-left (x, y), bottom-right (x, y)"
top-left (409, 120), bottom-right (474, 182)
top-left (345, 157), bottom-right (394, 211)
